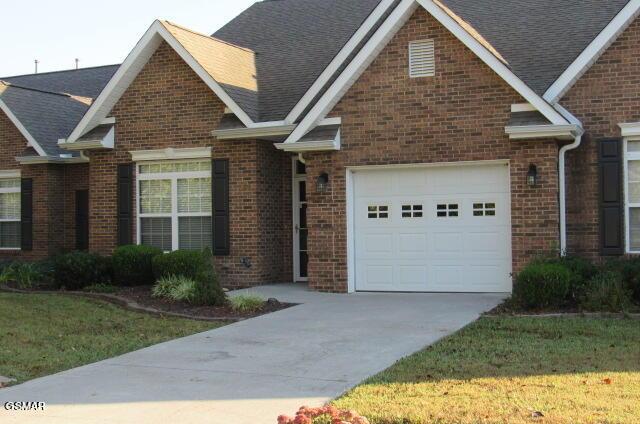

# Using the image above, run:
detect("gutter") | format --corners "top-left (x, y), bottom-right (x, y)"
top-left (556, 105), bottom-right (584, 256)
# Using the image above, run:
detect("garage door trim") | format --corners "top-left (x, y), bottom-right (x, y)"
top-left (346, 160), bottom-right (511, 293)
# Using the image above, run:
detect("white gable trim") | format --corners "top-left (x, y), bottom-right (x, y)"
top-left (65, 20), bottom-right (255, 145)
top-left (285, 0), bottom-right (419, 144)
top-left (0, 98), bottom-right (47, 157)
top-left (284, 0), bottom-right (398, 123)
top-left (286, 0), bottom-right (568, 144)
top-left (544, 0), bottom-right (640, 104)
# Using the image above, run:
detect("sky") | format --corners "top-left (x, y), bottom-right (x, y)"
top-left (0, 0), bottom-right (259, 77)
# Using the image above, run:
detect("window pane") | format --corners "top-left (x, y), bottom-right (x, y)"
top-left (628, 141), bottom-right (640, 152)
top-left (630, 208), bottom-right (640, 251)
top-left (0, 192), bottom-right (20, 219)
top-left (141, 217), bottom-right (172, 251)
top-left (139, 161), bottom-right (211, 174)
top-left (0, 178), bottom-right (20, 189)
top-left (0, 222), bottom-right (20, 248)
top-left (177, 178), bottom-right (212, 213)
top-left (178, 217), bottom-right (212, 250)
top-left (140, 180), bottom-right (171, 214)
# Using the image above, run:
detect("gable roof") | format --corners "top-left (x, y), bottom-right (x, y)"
top-left (0, 66), bottom-right (117, 157)
top-left (438, 0), bottom-right (631, 96)
top-left (213, 0), bottom-right (385, 122)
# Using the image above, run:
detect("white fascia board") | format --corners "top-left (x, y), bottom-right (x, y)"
top-left (505, 124), bottom-right (583, 140)
top-left (0, 99), bottom-right (47, 157)
top-left (544, 0), bottom-right (640, 103)
top-left (620, 122), bottom-right (640, 140)
top-left (59, 126), bottom-right (115, 151)
top-left (285, 0), bottom-right (419, 144)
top-left (66, 20), bottom-right (256, 145)
top-left (16, 155), bottom-right (89, 165)
top-left (418, 0), bottom-right (568, 125)
top-left (511, 103), bottom-right (536, 113)
top-left (284, 0), bottom-right (398, 123)
top-left (130, 147), bottom-right (212, 162)
top-left (277, 129), bottom-right (341, 152)
top-left (212, 124), bottom-right (297, 140)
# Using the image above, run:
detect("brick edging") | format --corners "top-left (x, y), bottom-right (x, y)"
top-left (0, 286), bottom-right (242, 323)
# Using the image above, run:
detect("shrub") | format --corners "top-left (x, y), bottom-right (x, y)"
top-left (230, 294), bottom-right (265, 313)
top-left (152, 275), bottom-right (198, 303)
top-left (278, 406), bottom-right (369, 424)
top-left (512, 263), bottom-right (572, 310)
top-left (0, 261), bottom-right (48, 289)
top-left (112, 245), bottom-right (162, 286)
top-left (152, 249), bottom-right (226, 306)
top-left (579, 271), bottom-right (633, 312)
top-left (604, 257), bottom-right (640, 304)
top-left (532, 255), bottom-right (598, 302)
top-left (52, 252), bottom-right (111, 290)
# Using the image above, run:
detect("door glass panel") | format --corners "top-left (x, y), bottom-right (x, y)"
top-left (299, 252), bottom-right (308, 278)
top-left (299, 181), bottom-right (307, 202)
top-left (296, 160), bottom-right (307, 175)
top-left (630, 208), bottom-right (640, 251)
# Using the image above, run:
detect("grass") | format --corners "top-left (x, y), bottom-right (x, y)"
top-left (0, 292), bottom-right (223, 383)
top-left (333, 317), bottom-right (640, 424)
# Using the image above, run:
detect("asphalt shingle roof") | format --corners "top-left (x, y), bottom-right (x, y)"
top-left (0, 66), bottom-right (117, 156)
top-left (438, 0), bottom-right (630, 95)
top-left (214, 0), bottom-right (384, 122)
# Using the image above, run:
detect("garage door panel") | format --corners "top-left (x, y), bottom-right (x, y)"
top-left (354, 163), bottom-right (512, 293)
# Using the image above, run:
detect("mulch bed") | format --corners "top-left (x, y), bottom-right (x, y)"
top-left (486, 302), bottom-right (640, 319)
top-left (116, 285), bottom-right (294, 319)
top-left (1, 284), bottom-right (295, 322)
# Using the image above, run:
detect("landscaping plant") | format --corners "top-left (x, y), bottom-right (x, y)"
top-left (112, 245), bottom-right (162, 286)
top-left (0, 261), bottom-right (48, 289)
top-left (152, 249), bottom-right (226, 306)
top-left (152, 275), bottom-right (199, 303)
top-left (512, 262), bottom-right (572, 310)
top-left (579, 271), bottom-right (633, 312)
top-left (230, 294), bottom-right (265, 313)
top-left (52, 251), bottom-right (112, 290)
top-left (278, 406), bottom-right (369, 424)
top-left (83, 283), bottom-right (119, 294)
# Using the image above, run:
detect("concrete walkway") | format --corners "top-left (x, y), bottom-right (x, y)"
top-left (0, 284), bottom-right (505, 424)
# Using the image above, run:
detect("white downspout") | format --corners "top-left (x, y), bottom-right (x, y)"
top-left (558, 133), bottom-right (583, 256)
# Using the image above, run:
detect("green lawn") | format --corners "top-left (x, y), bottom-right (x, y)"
top-left (0, 292), bottom-right (222, 383)
top-left (334, 317), bottom-right (640, 424)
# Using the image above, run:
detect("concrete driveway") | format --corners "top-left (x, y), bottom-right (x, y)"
top-left (0, 284), bottom-right (504, 424)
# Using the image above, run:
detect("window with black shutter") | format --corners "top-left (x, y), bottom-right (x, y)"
top-left (117, 164), bottom-right (133, 246)
top-left (599, 139), bottom-right (624, 255)
top-left (212, 159), bottom-right (230, 256)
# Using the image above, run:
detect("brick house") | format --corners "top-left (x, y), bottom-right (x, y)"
top-left (1, 0), bottom-right (639, 293)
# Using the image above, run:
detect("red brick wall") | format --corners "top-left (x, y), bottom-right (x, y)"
top-left (88, 41), bottom-right (291, 287)
top-left (304, 8), bottom-right (561, 292)
top-left (0, 111), bottom-right (84, 260)
top-left (561, 17), bottom-right (640, 259)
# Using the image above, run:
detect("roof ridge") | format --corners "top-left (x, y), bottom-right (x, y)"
top-left (0, 80), bottom-right (75, 98)
top-left (162, 20), bottom-right (255, 53)
top-left (0, 64), bottom-right (120, 80)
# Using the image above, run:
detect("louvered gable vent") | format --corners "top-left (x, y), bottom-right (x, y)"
top-left (409, 39), bottom-right (435, 78)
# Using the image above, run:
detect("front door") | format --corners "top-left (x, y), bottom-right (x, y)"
top-left (293, 159), bottom-right (308, 282)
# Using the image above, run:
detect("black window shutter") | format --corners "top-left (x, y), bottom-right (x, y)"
top-left (75, 190), bottom-right (89, 251)
top-left (599, 139), bottom-right (624, 255)
top-left (20, 178), bottom-right (33, 251)
top-left (212, 159), bottom-right (230, 256)
top-left (117, 164), bottom-right (133, 246)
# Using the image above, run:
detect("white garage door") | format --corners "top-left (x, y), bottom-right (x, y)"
top-left (353, 163), bottom-right (512, 293)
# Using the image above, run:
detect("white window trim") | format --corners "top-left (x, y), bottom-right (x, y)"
top-left (624, 138), bottom-right (640, 254)
top-left (136, 161), bottom-right (212, 251)
top-left (0, 175), bottom-right (21, 250)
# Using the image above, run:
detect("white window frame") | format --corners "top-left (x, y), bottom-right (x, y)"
top-left (136, 160), bottom-right (212, 252)
top-left (624, 138), bottom-right (640, 254)
top-left (0, 173), bottom-right (21, 251)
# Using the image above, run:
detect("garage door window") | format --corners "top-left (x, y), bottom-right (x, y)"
top-left (473, 202), bottom-right (496, 217)
top-left (368, 205), bottom-right (389, 219)
top-left (402, 204), bottom-right (423, 218)
top-left (437, 203), bottom-right (459, 217)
